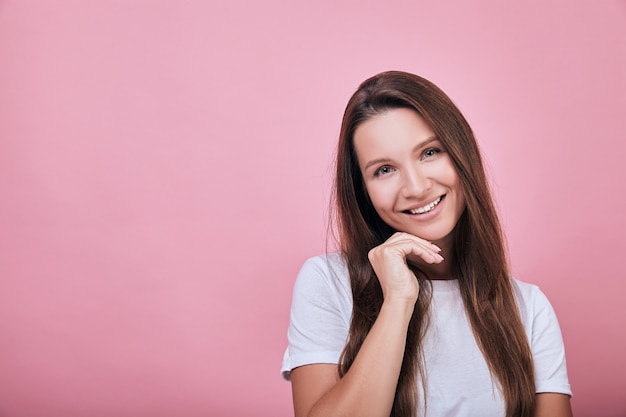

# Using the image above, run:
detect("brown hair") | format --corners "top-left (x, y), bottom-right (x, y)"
top-left (333, 71), bottom-right (535, 417)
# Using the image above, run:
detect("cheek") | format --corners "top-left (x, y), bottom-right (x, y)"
top-left (364, 183), bottom-right (395, 213)
top-left (441, 163), bottom-right (466, 211)
top-left (444, 165), bottom-right (463, 194)
top-left (451, 177), bottom-right (466, 212)
top-left (457, 190), bottom-right (467, 213)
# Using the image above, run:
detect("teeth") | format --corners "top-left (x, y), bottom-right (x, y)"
top-left (409, 196), bottom-right (442, 214)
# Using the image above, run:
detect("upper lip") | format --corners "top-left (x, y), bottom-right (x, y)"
top-left (401, 195), bottom-right (444, 212)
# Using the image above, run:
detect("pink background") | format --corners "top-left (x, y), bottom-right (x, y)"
top-left (1, 1), bottom-right (625, 416)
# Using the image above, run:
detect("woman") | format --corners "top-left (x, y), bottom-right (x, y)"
top-left (281, 71), bottom-right (572, 417)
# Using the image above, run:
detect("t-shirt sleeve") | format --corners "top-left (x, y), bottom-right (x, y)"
top-left (281, 255), bottom-right (351, 381)
top-left (526, 286), bottom-right (573, 397)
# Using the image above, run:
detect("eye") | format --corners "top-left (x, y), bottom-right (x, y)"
top-left (422, 147), bottom-right (442, 159)
top-left (373, 165), bottom-right (395, 177)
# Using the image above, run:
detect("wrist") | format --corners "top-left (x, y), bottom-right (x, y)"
top-left (380, 296), bottom-right (417, 320)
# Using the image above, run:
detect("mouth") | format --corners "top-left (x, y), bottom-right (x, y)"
top-left (403, 196), bottom-right (444, 215)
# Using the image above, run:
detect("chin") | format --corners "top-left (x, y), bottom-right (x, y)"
top-left (399, 226), bottom-right (455, 243)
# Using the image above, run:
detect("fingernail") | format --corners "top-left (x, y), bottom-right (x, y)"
top-left (436, 254), bottom-right (444, 262)
top-left (431, 244), bottom-right (441, 252)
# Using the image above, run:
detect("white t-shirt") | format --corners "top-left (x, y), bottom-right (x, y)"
top-left (281, 253), bottom-right (572, 417)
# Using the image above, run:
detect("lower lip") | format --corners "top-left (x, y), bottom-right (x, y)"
top-left (403, 196), bottom-right (445, 222)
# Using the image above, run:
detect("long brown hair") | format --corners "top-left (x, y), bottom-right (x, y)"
top-left (333, 71), bottom-right (535, 417)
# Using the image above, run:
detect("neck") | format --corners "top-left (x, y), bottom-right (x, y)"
top-left (413, 260), bottom-right (455, 280)
top-left (410, 234), bottom-right (456, 280)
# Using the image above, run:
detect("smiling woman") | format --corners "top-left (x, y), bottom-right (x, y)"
top-left (354, 108), bottom-right (465, 251)
top-left (281, 71), bottom-right (572, 417)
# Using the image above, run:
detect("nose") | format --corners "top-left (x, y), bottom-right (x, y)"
top-left (401, 164), bottom-right (431, 198)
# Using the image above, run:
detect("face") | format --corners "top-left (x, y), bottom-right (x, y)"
top-left (353, 107), bottom-right (466, 246)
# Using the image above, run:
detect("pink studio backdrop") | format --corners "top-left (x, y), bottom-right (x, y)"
top-left (1, 1), bottom-right (625, 416)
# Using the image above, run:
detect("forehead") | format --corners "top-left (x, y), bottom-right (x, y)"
top-left (353, 108), bottom-right (435, 156)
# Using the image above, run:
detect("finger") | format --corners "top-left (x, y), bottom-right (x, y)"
top-left (405, 243), bottom-right (444, 264)
top-left (385, 235), bottom-right (443, 262)
top-left (374, 239), bottom-right (443, 264)
top-left (386, 232), bottom-right (441, 253)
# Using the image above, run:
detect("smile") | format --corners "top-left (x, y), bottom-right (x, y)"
top-left (405, 196), bottom-right (443, 215)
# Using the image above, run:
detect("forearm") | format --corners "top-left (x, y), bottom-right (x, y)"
top-left (305, 299), bottom-right (415, 417)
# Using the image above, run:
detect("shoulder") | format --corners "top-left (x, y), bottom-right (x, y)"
top-left (282, 253), bottom-right (353, 379)
top-left (293, 252), bottom-right (352, 300)
top-left (510, 277), bottom-right (565, 346)
top-left (289, 252), bottom-right (353, 319)
top-left (510, 279), bottom-right (572, 396)
top-left (510, 277), bottom-right (554, 317)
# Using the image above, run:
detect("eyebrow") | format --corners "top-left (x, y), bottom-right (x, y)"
top-left (363, 136), bottom-right (439, 171)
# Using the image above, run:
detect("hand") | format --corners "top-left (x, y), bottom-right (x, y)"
top-left (368, 232), bottom-right (444, 303)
